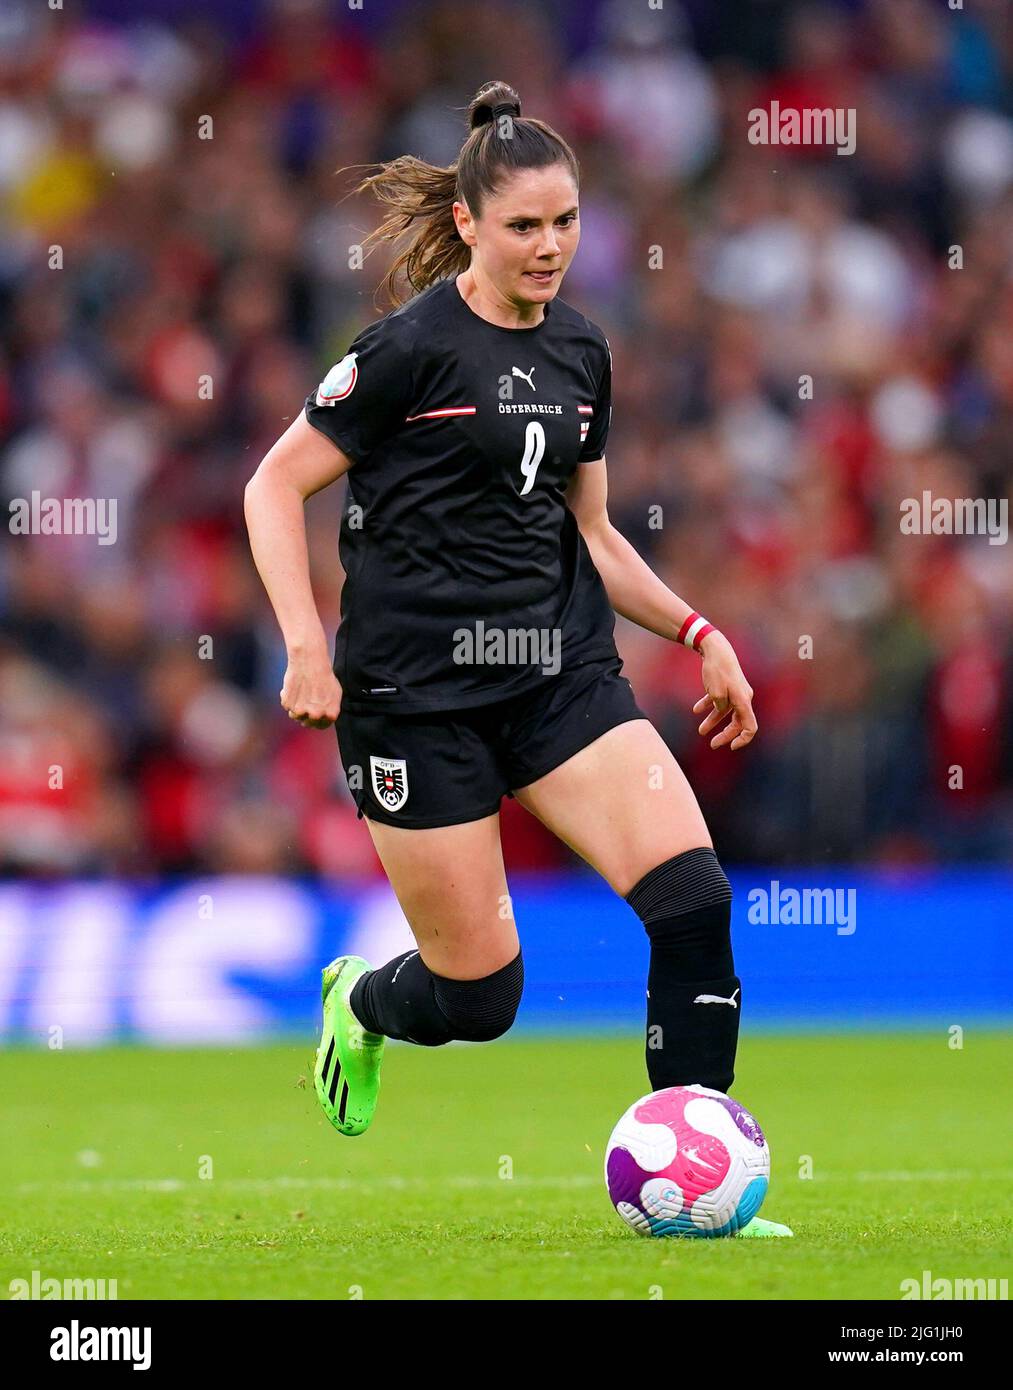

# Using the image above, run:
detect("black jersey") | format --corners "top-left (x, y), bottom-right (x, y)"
top-left (303, 275), bottom-right (618, 711)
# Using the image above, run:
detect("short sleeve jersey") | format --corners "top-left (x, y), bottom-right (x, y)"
top-left (304, 275), bottom-right (617, 711)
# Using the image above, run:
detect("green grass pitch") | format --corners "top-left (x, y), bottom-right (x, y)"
top-left (1, 1033), bottom-right (1010, 1300)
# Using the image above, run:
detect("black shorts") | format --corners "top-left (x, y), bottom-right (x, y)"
top-left (335, 655), bottom-right (646, 829)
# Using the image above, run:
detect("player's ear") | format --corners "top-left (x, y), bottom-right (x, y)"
top-left (453, 199), bottom-right (476, 246)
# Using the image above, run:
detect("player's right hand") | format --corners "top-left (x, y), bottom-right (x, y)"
top-left (280, 651), bottom-right (342, 729)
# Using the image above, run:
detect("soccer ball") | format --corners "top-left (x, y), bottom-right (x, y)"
top-left (605, 1084), bottom-right (769, 1237)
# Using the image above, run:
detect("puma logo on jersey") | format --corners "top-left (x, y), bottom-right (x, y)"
top-left (511, 366), bottom-right (536, 391)
top-left (693, 987), bottom-right (740, 1008)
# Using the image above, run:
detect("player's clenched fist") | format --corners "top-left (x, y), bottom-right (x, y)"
top-left (280, 649), bottom-right (342, 728)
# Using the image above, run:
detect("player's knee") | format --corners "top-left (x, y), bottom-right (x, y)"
top-left (624, 847), bottom-right (733, 974)
top-left (624, 846), bottom-right (731, 925)
top-left (432, 950), bottom-right (524, 1042)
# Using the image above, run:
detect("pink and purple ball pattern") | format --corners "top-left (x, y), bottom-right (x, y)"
top-left (605, 1085), bottom-right (769, 1237)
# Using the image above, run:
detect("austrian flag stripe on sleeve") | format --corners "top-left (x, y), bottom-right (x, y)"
top-left (405, 407), bottom-right (477, 421)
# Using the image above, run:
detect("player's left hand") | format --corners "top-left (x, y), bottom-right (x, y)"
top-left (692, 632), bottom-right (757, 751)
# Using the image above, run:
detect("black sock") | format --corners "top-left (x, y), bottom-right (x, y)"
top-left (349, 951), bottom-right (454, 1047)
top-left (348, 949), bottom-right (524, 1046)
top-left (644, 902), bottom-right (740, 1093)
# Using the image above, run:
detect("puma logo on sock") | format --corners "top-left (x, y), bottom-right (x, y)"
top-left (693, 987), bottom-right (740, 1008)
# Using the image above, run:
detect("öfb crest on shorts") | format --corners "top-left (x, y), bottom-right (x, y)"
top-left (370, 755), bottom-right (409, 811)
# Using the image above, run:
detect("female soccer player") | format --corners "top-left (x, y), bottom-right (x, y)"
top-left (245, 82), bottom-right (790, 1236)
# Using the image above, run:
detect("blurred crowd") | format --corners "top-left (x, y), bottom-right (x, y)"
top-left (1, 0), bottom-right (1011, 878)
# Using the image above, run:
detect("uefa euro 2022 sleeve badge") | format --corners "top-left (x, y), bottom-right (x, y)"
top-left (316, 352), bottom-right (359, 406)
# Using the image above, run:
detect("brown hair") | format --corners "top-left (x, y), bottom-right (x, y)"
top-left (344, 81), bottom-right (580, 307)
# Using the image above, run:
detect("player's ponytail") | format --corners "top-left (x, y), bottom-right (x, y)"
top-left (345, 80), bottom-right (580, 307)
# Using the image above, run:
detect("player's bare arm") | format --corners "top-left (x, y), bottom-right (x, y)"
top-left (566, 457), bottom-right (758, 751)
top-left (244, 411), bottom-right (347, 729)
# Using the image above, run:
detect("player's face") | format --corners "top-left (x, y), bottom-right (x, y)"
top-left (465, 164), bottom-right (580, 307)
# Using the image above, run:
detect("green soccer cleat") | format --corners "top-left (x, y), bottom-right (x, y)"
top-left (314, 955), bottom-right (386, 1137)
top-left (736, 1215), bottom-right (794, 1238)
